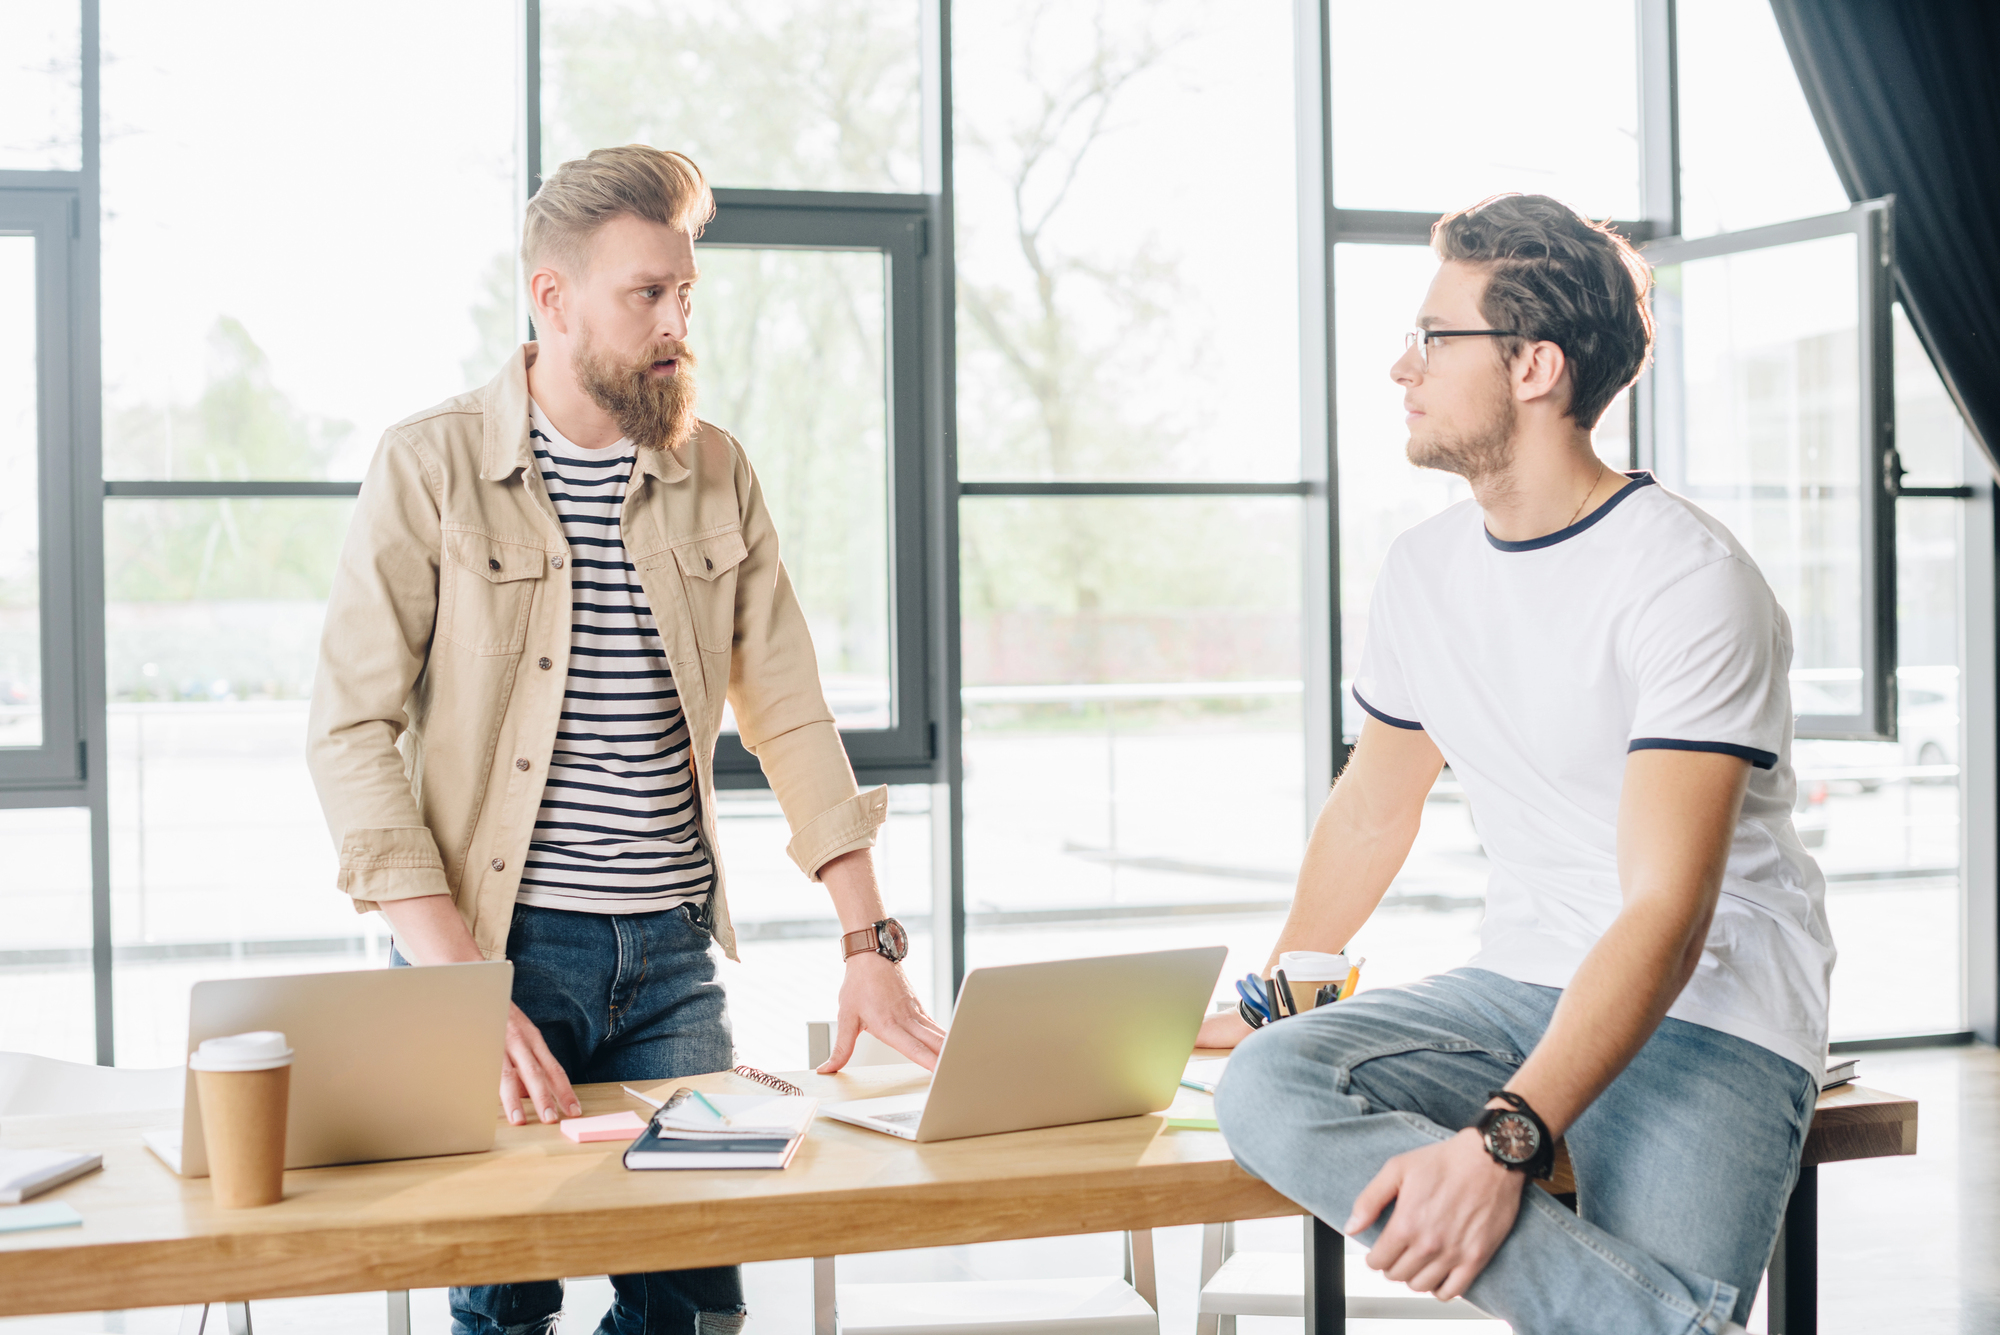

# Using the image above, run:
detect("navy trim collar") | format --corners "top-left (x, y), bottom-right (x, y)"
top-left (1484, 471), bottom-right (1657, 552)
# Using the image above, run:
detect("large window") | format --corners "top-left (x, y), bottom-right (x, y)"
top-left (542, 0), bottom-right (925, 194)
top-left (5, 0), bottom-right (1993, 1070)
top-left (954, 0), bottom-right (1313, 1014)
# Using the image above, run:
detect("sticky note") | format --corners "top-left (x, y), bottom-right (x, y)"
top-left (1165, 1116), bottom-right (1221, 1131)
top-left (560, 1111), bottom-right (648, 1143)
top-left (0, 1201), bottom-right (83, 1233)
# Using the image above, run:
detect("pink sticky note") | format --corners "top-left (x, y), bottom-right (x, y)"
top-left (560, 1111), bottom-right (648, 1143)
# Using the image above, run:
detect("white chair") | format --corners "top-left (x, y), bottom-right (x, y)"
top-left (804, 1023), bottom-right (1160, 1335)
top-left (0, 1051), bottom-right (413, 1335)
top-left (0, 1050), bottom-right (184, 1116)
top-left (1197, 1219), bottom-right (1498, 1329)
top-left (0, 1051), bottom-right (238, 1333)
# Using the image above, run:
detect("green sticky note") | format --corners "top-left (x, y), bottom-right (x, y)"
top-left (0, 1201), bottom-right (82, 1233)
top-left (1165, 1115), bottom-right (1221, 1131)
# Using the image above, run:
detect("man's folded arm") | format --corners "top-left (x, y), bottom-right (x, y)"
top-left (1502, 746), bottom-right (1750, 1138)
top-left (720, 436), bottom-right (885, 879)
top-left (304, 428), bottom-right (452, 910)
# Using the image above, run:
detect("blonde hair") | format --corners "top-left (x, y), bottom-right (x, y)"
top-left (522, 145), bottom-right (716, 281)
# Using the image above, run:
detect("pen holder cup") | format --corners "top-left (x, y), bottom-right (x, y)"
top-left (1270, 976), bottom-right (1343, 1013)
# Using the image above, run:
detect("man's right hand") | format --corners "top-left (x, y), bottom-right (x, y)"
top-left (1196, 1010), bottom-right (1255, 1050)
top-left (500, 1002), bottom-right (580, 1125)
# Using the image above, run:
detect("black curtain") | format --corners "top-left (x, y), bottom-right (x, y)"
top-left (1769, 0), bottom-right (2000, 473)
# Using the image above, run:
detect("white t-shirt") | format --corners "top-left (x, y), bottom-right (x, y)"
top-left (1352, 473), bottom-right (1834, 1076)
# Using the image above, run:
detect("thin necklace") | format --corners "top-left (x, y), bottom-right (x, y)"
top-left (1564, 467), bottom-right (1609, 529)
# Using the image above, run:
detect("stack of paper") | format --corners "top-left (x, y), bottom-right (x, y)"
top-left (1182, 1057), bottom-right (1229, 1094)
top-left (0, 1149), bottom-right (102, 1205)
top-left (623, 1090), bottom-right (818, 1170)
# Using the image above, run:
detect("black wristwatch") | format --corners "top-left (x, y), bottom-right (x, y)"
top-left (840, 917), bottom-right (909, 964)
top-left (1475, 1090), bottom-right (1555, 1181)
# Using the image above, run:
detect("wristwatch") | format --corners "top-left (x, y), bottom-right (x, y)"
top-left (1475, 1090), bottom-right (1556, 1180)
top-left (840, 917), bottom-right (909, 964)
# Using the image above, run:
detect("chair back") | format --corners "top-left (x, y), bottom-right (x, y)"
top-left (805, 1023), bottom-right (913, 1069)
top-left (0, 1051), bottom-right (185, 1117)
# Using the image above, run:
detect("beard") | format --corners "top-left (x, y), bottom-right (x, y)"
top-left (572, 329), bottom-right (700, 451)
top-left (1405, 383), bottom-right (1518, 484)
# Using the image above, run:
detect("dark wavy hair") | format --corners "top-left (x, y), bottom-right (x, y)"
top-left (1431, 194), bottom-right (1653, 429)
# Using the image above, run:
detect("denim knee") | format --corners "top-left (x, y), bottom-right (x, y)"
top-left (450, 1280), bottom-right (564, 1335)
top-left (1214, 1019), bottom-right (1332, 1165)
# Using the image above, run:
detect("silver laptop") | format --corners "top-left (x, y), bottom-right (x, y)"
top-left (822, 946), bottom-right (1226, 1142)
top-left (143, 961), bottom-right (512, 1177)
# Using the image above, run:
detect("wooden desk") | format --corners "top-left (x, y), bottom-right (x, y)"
top-left (0, 1064), bottom-right (1292, 1318)
top-left (0, 1068), bottom-right (1917, 1335)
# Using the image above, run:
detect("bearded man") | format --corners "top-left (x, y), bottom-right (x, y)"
top-left (306, 145), bottom-right (943, 1335)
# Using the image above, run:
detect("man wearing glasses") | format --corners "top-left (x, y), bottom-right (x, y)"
top-left (1208, 193), bottom-right (1831, 1335)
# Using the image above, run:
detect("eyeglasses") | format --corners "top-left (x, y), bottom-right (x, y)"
top-left (1404, 327), bottom-right (1525, 367)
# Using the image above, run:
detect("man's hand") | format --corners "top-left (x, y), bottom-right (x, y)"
top-left (1345, 1128), bottom-right (1525, 1303)
top-left (819, 953), bottom-right (947, 1073)
top-left (500, 1002), bottom-right (580, 1125)
top-left (1197, 1010), bottom-right (1254, 1050)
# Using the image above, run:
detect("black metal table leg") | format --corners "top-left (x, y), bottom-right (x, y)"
top-left (1304, 1214), bottom-right (1345, 1335)
top-left (1767, 1164), bottom-right (1817, 1335)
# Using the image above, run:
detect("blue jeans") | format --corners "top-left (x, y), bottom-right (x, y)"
top-left (1215, 968), bottom-right (1816, 1335)
top-left (395, 901), bottom-right (744, 1335)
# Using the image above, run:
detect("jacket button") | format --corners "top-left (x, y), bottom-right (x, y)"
top-left (538, 657), bottom-right (552, 670)
top-left (490, 857), bottom-right (505, 872)
top-left (704, 557), bottom-right (713, 570)
top-left (488, 558), bottom-right (500, 571)
top-left (551, 556), bottom-right (563, 569)
top-left (515, 757), bottom-right (530, 771)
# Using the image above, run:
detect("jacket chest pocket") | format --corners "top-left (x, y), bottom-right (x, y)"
top-left (672, 529), bottom-right (749, 654)
top-left (439, 530), bottom-right (548, 656)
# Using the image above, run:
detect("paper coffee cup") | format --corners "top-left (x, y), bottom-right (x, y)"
top-left (191, 1031), bottom-right (293, 1209)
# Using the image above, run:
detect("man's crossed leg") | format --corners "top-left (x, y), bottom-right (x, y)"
top-left (1215, 968), bottom-right (1817, 1335)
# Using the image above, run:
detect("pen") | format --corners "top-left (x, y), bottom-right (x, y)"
top-left (687, 1089), bottom-right (733, 1126)
top-left (1275, 969), bottom-right (1298, 1017)
top-left (1316, 983), bottom-right (1340, 1007)
top-left (1342, 960), bottom-right (1362, 1001)
top-left (1180, 1078), bottom-right (1208, 1092)
top-left (1264, 977), bottom-right (1282, 1023)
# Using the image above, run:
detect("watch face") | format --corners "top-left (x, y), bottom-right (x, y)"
top-left (1486, 1111), bottom-right (1540, 1165)
top-left (877, 917), bottom-right (909, 962)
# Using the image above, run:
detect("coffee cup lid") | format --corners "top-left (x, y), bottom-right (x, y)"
top-left (189, 1031), bottom-right (294, 1072)
top-left (1278, 951), bottom-right (1348, 979)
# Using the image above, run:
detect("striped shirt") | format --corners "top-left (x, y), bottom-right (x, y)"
top-left (516, 403), bottom-right (715, 914)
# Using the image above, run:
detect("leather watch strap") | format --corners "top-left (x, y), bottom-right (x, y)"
top-left (840, 925), bottom-right (880, 960)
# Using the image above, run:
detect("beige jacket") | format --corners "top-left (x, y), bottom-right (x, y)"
top-left (305, 345), bottom-right (885, 962)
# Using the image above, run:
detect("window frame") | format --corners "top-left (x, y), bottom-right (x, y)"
top-left (700, 189), bottom-right (938, 787)
top-left (1638, 199), bottom-right (1899, 741)
top-left (0, 183), bottom-right (85, 792)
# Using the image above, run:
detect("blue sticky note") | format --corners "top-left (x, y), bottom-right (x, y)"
top-left (0, 1201), bottom-right (83, 1233)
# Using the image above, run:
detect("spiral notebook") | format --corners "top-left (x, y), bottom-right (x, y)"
top-left (621, 1076), bottom-right (816, 1170)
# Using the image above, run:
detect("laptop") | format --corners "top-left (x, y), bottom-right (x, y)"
top-left (821, 946), bottom-right (1227, 1142)
top-left (143, 960), bottom-right (513, 1177)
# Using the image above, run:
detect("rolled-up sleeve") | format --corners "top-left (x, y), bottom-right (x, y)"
top-left (305, 428), bottom-right (452, 909)
top-left (721, 436), bottom-right (888, 878)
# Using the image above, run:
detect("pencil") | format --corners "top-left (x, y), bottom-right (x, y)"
top-left (688, 1089), bottom-right (733, 1125)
